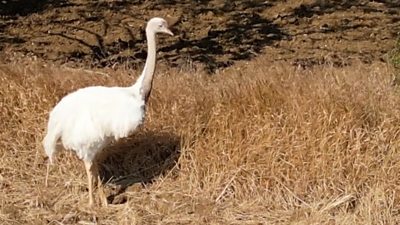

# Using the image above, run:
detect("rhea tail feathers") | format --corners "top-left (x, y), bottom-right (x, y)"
top-left (42, 127), bottom-right (61, 164)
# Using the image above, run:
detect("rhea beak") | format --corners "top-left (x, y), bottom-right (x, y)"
top-left (164, 28), bottom-right (174, 36)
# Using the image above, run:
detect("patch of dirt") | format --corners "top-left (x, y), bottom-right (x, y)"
top-left (0, 0), bottom-right (399, 72)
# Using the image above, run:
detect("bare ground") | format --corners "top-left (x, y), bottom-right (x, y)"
top-left (0, 0), bottom-right (399, 72)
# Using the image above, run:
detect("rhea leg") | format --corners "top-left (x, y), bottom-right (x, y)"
top-left (84, 160), bottom-right (94, 206)
top-left (91, 162), bottom-right (108, 206)
top-left (84, 160), bottom-right (108, 206)
top-left (45, 157), bottom-right (53, 187)
top-left (45, 162), bottom-right (50, 187)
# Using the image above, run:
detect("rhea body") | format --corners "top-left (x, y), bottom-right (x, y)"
top-left (42, 17), bottom-right (173, 206)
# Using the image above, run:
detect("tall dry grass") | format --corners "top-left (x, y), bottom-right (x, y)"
top-left (0, 57), bottom-right (399, 224)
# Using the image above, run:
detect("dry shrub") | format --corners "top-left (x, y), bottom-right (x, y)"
top-left (0, 57), bottom-right (399, 225)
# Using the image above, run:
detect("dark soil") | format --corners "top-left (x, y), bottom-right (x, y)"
top-left (1, 0), bottom-right (399, 72)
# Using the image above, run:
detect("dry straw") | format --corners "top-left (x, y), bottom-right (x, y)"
top-left (0, 57), bottom-right (399, 224)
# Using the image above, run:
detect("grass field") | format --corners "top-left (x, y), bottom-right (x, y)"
top-left (0, 57), bottom-right (399, 224)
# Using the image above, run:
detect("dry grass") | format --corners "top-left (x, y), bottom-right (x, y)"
top-left (1, 57), bottom-right (400, 225)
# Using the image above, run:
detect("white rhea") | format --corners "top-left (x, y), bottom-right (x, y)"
top-left (42, 17), bottom-right (173, 206)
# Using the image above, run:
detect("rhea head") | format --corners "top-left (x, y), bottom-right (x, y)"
top-left (146, 17), bottom-right (174, 36)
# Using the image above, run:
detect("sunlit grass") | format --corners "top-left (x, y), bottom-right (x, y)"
top-left (0, 57), bottom-right (399, 225)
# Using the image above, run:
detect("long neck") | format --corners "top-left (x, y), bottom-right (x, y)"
top-left (133, 29), bottom-right (156, 102)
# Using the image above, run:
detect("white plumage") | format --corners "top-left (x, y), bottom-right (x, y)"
top-left (42, 17), bottom-right (173, 206)
top-left (44, 87), bottom-right (145, 162)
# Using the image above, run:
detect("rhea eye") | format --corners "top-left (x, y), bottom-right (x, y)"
top-left (158, 24), bottom-right (163, 28)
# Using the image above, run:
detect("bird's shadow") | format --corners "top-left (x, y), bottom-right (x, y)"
top-left (96, 130), bottom-right (181, 204)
